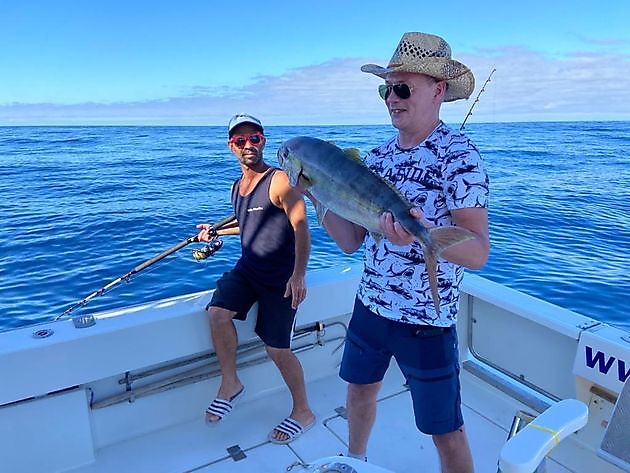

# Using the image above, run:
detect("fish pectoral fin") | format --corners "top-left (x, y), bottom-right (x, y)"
top-left (314, 200), bottom-right (328, 226)
top-left (286, 167), bottom-right (301, 187)
top-left (343, 147), bottom-right (361, 161)
top-left (428, 226), bottom-right (476, 255)
top-left (298, 173), bottom-right (312, 189)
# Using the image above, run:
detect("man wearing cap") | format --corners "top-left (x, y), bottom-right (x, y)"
top-left (196, 114), bottom-right (315, 444)
top-left (312, 33), bottom-right (489, 471)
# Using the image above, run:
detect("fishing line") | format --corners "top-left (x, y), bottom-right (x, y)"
top-left (56, 214), bottom-right (236, 320)
top-left (460, 68), bottom-right (496, 131)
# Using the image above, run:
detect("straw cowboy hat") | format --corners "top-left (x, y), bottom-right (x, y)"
top-left (361, 32), bottom-right (475, 102)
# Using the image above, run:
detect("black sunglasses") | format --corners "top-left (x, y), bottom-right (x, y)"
top-left (378, 83), bottom-right (414, 100)
top-left (229, 133), bottom-right (264, 148)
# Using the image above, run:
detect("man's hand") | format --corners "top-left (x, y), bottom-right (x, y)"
top-left (284, 272), bottom-right (307, 309)
top-left (195, 224), bottom-right (216, 242)
top-left (379, 208), bottom-right (434, 246)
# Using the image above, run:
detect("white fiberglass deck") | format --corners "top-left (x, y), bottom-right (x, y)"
top-left (3, 265), bottom-right (629, 473)
top-left (68, 363), bottom-right (577, 473)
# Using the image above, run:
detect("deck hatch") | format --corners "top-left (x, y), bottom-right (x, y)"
top-left (227, 444), bottom-right (247, 461)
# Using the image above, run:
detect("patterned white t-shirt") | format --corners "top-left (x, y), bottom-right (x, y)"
top-left (357, 121), bottom-right (489, 326)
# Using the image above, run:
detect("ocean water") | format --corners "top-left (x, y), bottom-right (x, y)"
top-left (1, 122), bottom-right (629, 333)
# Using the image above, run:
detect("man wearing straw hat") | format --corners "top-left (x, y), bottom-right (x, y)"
top-left (318, 33), bottom-right (489, 471)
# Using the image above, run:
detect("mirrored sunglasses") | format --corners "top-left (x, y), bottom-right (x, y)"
top-left (378, 83), bottom-right (413, 100)
top-left (229, 133), bottom-right (264, 148)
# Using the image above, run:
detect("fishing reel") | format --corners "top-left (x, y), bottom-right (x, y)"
top-left (192, 237), bottom-right (224, 261)
top-left (287, 461), bottom-right (357, 473)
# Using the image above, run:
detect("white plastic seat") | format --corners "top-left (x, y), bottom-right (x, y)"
top-left (498, 399), bottom-right (589, 473)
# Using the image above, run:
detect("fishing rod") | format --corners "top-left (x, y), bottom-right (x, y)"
top-left (56, 214), bottom-right (236, 321)
top-left (460, 68), bottom-right (496, 131)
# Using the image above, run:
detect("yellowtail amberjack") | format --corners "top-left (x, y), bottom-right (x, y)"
top-left (278, 136), bottom-right (475, 314)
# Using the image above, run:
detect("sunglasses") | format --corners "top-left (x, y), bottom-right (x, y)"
top-left (229, 133), bottom-right (265, 148)
top-left (378, 83), bottom-right (414, 100)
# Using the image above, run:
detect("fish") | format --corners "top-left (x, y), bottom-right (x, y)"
top-left (277, 136), bottom-right (475, 315)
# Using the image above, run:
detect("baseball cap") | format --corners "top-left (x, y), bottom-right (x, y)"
top-left (228, 113), bottom-right (264, 136)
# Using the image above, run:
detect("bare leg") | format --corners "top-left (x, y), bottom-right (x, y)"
top-left (433, 426), bottom-right (474, 473)
top-left (347, 382), bottom-right (381, 458)
top-left (206, 306), bottom-right (243, 422)
top-left (266, 346), bottom-right (315, 441)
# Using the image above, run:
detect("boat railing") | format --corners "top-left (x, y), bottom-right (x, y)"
top-left (460, 273), bottom-right (602, 404)
top-left (90, 320), bottom-right (347, 410)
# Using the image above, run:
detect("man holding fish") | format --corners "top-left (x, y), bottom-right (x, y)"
top-left (278, 32), bottom-right (489, 472)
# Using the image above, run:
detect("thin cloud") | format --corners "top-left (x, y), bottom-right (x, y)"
top-left (575, 35), bottom-right (630, 47)
top-left (457, 47), bottom-right (630, 121)
top-left (1, 48), bottom-right (629, 125)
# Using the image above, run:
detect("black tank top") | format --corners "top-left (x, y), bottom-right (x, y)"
top-left (232, 168), bottom-right (295, 285)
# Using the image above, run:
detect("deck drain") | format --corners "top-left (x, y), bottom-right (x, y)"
top-left (32, 328), bottom-right (54, 339)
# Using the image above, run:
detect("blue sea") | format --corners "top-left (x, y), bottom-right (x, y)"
top-left (1, 122), bottom-right (629, 333)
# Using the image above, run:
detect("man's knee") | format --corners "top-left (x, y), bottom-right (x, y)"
top-left (265, 345), bottom-right (292, 362)
top-left (348, 382), bottom-right (381, 405)
top-left (207, 306), bottom-right (235, 325)
top-left (432, 426), bottom-right (467, 453)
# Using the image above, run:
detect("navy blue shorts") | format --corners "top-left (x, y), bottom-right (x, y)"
top-left (207, 269), bottom-right (297, 349)
top-left (340, 298), bottom-right (463, 435)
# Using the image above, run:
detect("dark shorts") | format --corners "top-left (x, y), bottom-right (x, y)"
top-left (207, 269), bottom-right (297, 349)
top-left (340, 298), bottom-right (463, 435)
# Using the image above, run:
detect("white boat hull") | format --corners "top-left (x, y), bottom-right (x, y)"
top-left (1, 264), bottom-right (628, 472)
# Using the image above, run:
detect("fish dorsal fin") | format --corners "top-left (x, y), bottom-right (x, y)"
top-left (343, 147), bottom-right (361, 161)
top-left (326, 141), bottom-right (361, 162)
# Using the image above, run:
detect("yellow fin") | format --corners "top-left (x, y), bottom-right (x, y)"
top-left (370, 232), bottom-right (383, 243)
top-left (343, 147), bottom-right (361, 161)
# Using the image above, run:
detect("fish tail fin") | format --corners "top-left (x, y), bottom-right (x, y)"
top-left (423, 249), bottom-right (441, 315)
top-left (421, 226), bottom-right (476, 315)
top-left (427, 225), bottom-right (476, 255)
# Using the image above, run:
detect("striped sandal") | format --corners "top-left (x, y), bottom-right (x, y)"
top-left (268, 417), bottom-right (316, 444)
top-left (205, 387), bottom-right (245, 423)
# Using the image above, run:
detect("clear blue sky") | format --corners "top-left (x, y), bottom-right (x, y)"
top-left (1, 0), bottom-right (629, 125)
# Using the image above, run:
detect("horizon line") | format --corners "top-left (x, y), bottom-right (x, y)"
top-left (1, 118), bottom-right (629, 128)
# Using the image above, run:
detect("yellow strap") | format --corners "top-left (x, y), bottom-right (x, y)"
top-left (528, 423), bottom-right (560, 446)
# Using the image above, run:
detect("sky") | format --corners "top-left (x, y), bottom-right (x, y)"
top-left (1, 0), bottom-right (629, 126)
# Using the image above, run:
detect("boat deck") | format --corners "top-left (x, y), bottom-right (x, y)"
top-left (5, 265), bottom-right (627, 473)
top-left (69, 364), bottom-right (576, 473)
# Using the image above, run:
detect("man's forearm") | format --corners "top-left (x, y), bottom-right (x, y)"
top-left (322, 211), bottom-right (366, 254)
top-left (293, 222), bottom-right (310, 276)
top-left (304, 192), bottom-right (365, 254)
